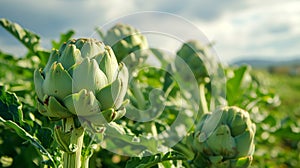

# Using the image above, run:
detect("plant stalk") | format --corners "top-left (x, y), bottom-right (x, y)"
top-left (81, 156), bottom-right (91, 168)
top-left (198, 83), bottom-right (209, 121)
top-left (62, 117), bottom-right (85, 168)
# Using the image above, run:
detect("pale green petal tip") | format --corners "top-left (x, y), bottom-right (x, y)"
top-left (80, 39), bottom-right (105, 58)
top-left (99, 46), bottom-right (119, 83)
top-left (43, 49), bottom-right (59, 73)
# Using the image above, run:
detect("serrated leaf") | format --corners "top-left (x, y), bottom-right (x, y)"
top-left (36, 127), bottom-right (54, 149)
top-left (0, 86), bottom-right (23, 123)
top-left (0, 116), bottom-right (57, 167)
top-left (0, 18), bottom-right (50, 63)
top-left (226, 66), bottom-right (250, 105)
top-left (0, 18), bottom-right (39, 52)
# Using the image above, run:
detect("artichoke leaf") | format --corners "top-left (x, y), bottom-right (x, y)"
top-left (54, 126), bottom-right (72, 152)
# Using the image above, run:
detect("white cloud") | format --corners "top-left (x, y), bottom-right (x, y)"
top-left (189, 0), bottom-right (300, 62)
top-left (0, 0), bottom-right (137, 52)
top-left (1, 0), bottom-right (299, 62)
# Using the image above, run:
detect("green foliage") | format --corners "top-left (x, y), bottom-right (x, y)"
top-left (51, 30), bottom-right (75, 49)
top-left (1, 17), bottom-right (296, 168)
top-left (249, 70), bottom-right (300, 168)
top-left (0, 87), bottom-right (56, 167)
top-left (0, 18), bottom-right (50, 66)
top-left (125, 151), bottom-right (187, 168)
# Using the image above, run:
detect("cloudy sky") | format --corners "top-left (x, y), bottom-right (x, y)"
top-left (1, 0), bottom-right (300, 63)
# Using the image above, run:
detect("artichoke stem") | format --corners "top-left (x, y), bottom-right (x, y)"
top-left (151, 122), bottom-right (158, 138)
top-left (198, 83), bottom-right (209, 120)
top-left (63, 117), bottom-right (85, 168)
top-left (131, 81), bottom-right (146, 109)
top-left (81, 156), bottom-right (91, 168)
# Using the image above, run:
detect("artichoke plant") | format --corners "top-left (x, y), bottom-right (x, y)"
top-left (102, 23), bottom-right (149, 71)
top-left (192, 106), bottom-right (256, 168)
top-left (34, 38), bottom-right (129, 124)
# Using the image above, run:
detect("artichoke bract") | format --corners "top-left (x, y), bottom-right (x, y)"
top-left (34, 38), bottom-right (129, 124)
top-left (192, 106), bottom-right (256, 168)
top-left (103, 23), bottom-right (149, 71)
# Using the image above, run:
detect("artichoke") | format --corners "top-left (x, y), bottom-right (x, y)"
top-left (34, 38), bottom-right (129, 124)
top-left (103, 23), bottom-right (149, 71)
top-left (176, 40), bottom-right (211, 84)
top-left (192, 106), bottom-right (256, 168)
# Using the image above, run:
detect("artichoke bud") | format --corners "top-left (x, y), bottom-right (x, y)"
top-left (103, 23), bottom-right (149, 71)
top-left (34, 38), bottom-right (129, 124)
top-left (176, 40), bottom-right (212, 84)
top-left (192, 106), bottom-right (256, 167)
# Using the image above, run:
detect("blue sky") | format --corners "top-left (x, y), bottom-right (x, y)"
top-left (0, 0), bottom-right (300, 63)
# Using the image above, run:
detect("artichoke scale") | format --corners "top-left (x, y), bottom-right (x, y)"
top-left (96, 79), bottom-right (121, 110)
top-left (99, 46), bottom-right (119, 83)
top-left (59, 44), bottom-right (83, 70)
top-left (234, 130), bottom-right (255, 158)
top-left (34, 68), bottom-right (44, 101)
top-left (72, 58), bottom-right (108, 93)
top-left (63, 89), bottom-right (101, 117)
top-left (42, 62), bottom-right (73, 100)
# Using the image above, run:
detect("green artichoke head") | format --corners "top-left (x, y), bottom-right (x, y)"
top-left (176, 40), bottom-right (211, 84)
top-left (34, 38), bottom-right (129, 124)
top-left (103, 23), bottom-right (149, 71)
top-left (192, 106), bottom-right (256, 168)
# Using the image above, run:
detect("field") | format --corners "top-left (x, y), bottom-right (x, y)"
top-left (251, 68), bottom-right (300, 167)
top-left (0, 18), bottom-right (299, 168)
